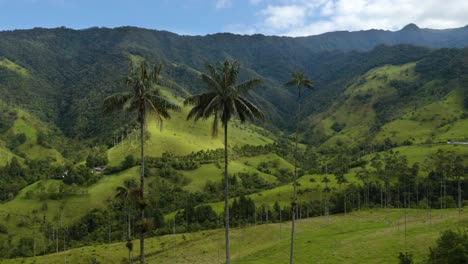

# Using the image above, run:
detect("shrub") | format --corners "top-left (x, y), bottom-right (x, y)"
top-left (426, 229), bottom-right (468, 264)
top-left (0, 223), bottom-right (8, 234)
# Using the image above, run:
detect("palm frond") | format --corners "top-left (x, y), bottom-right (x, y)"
top-left (185, 58), bottom-right (264, 137)
top-left (235, 79), bottom-right (263, 94)
top-left (151, 63), bottom-right (162, 83)
top-left (285, 71), bottom-right (315, 97)
top-left (200, 73), bottom-right (222, 93)
top-left (103, 93), bottom-right (133, 114)
top-left (225, 59), bottom-right (240, 88)
top-left (237, 96), bottom-right (265, 121)
top-left (285, 79), bottom-right (299, 86)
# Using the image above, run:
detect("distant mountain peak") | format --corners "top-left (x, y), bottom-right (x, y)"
top-left (401, 23), bottom-right (420, 31)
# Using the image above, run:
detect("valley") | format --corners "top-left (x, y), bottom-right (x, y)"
top-left (0, 24), bottom-right (467, 263)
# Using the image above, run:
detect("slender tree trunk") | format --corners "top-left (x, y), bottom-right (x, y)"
top-left (290, 89), bottom-right (301, 264)
top-left (416, 181), bottom-right (419, 208)
top-left (380, 186), bottom-right (383, 208)
top-left (224, 124), bottom-right (231, 264)
top-left (358, 192), bottom-right (361, 211)
top-left (139, 116), bottom-right (145, 264)
top-left (458, 175), bottom-right (462, 218)
top-left (440, 177), bottom-right (443, 209)
top-left (344, 191), bottom-right (347, 216)
top-left (367, 182), bottom-right (370, 209)
top-left (33, 230), bottom-right (36, 257)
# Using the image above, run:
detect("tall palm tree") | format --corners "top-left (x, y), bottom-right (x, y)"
top-left (184, 59), bottom-right (264, 264)
top-left (335, 172), bottom-right (348, 215)
top-left (285, 71), bottom-right (314, 264)
top-left (116, 185), bottom-right (133, 264)
top-left (104, 61), bottom-right (180, 264)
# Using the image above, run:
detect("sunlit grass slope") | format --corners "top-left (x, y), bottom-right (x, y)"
top-left (311, 63), bottom-right (417, 148)
top-left (183, 153), bottom-right (290, 193)
top-left (309, 62), bottom-right (468, 166)
top-left (107, 93), bottom-right (273, 167)
top-left (0, 108), bottom-right (65, 164)
top-left (3, 209), bottom-right (465, 264)
top-left (0, 58), bottom-right (29, 77)
top-left (204, 173), bottom-right (360, 214)
top-left (374, 91), bottom-right (466, 145)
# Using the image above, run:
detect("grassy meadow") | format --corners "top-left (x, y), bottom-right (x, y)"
top-left (2, 209), bottom-right (465, 264)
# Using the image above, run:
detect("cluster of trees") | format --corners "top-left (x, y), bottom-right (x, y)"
top-left (398, 229), bottom-right (468, 264)
top-left (63, 164), bottom-right (101, 186)
top-left (85, 147), bottom-right (108, 168)
top-left (0, 157), bottom-right (67, 201)
top-left (203, 172), bottom-right (273, 200)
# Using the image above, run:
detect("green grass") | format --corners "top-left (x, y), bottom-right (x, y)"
top-left (0, 58), bottom-right (29, 77)
top-left (374, 91), bottom-right (465, 145)
top-left (2, 108), bottom-right (65, 164)
top-left (312, 63), bottom-right (417, 150)
top-left (182, 154), bottom-right (284, 193)
top-left (0, 139), bottom-right (24, 166)
top-left (187, 172), bottom-right (359, 216)
top-left (107, 105), bottom-right (273, 167)
top-left (310, 61), bottom-right (468, 163)
top-left (3, 209), bottom-right (466, 264)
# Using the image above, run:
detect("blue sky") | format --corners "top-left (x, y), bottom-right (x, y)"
top-left (1, 0), bottom-right (467, 36)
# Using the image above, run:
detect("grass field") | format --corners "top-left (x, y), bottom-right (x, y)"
top-left (107, 102), bottom-right (273, 167)
top-left (2, 209), bottom-right (465, 264)
top-left (202, 172), bottom-right (360, 214)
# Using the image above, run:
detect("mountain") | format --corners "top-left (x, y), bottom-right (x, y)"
top-left (0, 24), bottom-right (467, 141)
top-left (297, 23), bottom-right (468, 51)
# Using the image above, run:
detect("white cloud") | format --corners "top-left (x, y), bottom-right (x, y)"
top-left (261, 5), bottom-right (306, 30)
top-left (245, 0), bottom-right (468, 36)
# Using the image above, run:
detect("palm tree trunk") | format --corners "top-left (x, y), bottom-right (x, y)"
top-left (344, 191), bottom-right (347, 216)
top-left (139, 115), bottom-right (145, 264)
top-left (458, 175), bottom-right (462, 219)
top-left (290, 89), bottom-right (301, 264)
top-left (224, 124), bottom-right (231, 264)
top-left (367, 182), bottom-right (370, 209)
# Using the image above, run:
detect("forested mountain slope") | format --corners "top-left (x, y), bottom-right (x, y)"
top-left (307, 48), bottom-right (468, 150)
top-left (0, 25), bottom-right (467, 140)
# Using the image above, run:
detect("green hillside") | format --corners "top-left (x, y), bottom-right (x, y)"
top-left (310, 58), bottom-right (468, 161)
top-left (2, 209), bottom-right (465, 264)
top-left (106, 96), bottom-right (272, 167)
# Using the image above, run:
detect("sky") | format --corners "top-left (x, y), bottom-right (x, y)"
top-left (0, 0), bottom-right (468, 37)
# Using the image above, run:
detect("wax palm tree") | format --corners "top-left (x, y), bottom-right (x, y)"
top-left (285, 71), bottom-right (314, 264)
top-left (335, 172), bottom-right (348, 215)
top-left (184, 59), bottom-right (264, 264)
top-left (116, 184), bottom-right (138, 264)
top-left (104, 61), bottom-right (180, 264)
top-left (356, 167), bottom-right (371, 209)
